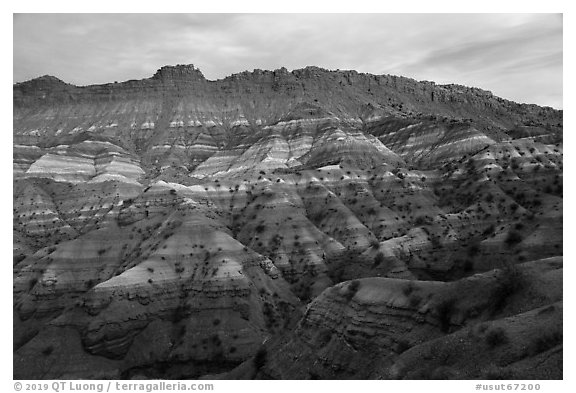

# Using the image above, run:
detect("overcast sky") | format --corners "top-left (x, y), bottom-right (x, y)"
top-left (13, 13), bottom-right (563, 108)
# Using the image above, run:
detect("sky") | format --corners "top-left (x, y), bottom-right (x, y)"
top-left (13, 13), bottom-right (563, 109)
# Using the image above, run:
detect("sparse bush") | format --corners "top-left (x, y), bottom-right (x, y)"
top-left (317, 328), bottom-right (333, 346)
top-left (41, 345), bottom-right (54, 356)
top-left (211, 334), bottom-right (222, 346)
top-left (430, 236), bottom-right (442, 249)
top-left (505, 231), bottom-right (523, 247)
top-left (254, 346), bottom-right (267, 370)
top-left (436, 298), bottom-right (456, 333)
top-left (14, 254), bottom-right (26, 264)
top-left (343, 280), bottom-right (361, 301)
top-left (467, 243), bottom-right (480, 256)
top-left (373, 252), bottom-right (385, 267)
top-left (408, 292), bottom-right (423, 307)
top-left (463, 259), bottom-right (474, 272)
top-left (485, 327), bottom-right (508, 348)
top-left (395, 338), bottom-right (412, 354)
top-left (28, 277), bottom-right (38, 290)
top-left (414, 215), bottom-right (432, 226)
top-left (173, 304), bottom-right (191, 322)
top-left (527, 330), bottom-right (562, 355)
top-left (402, 281), bottom-right (416, 296)
top-left (489, 263), bottom-right (525, 314)
top-left (482, 225), bottom-right (495, 236)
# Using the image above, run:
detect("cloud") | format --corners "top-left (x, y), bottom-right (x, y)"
top-left (13, 13), bottom-right (562, 108)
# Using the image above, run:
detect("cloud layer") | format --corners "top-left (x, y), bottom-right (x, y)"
top-left (13, 13), bottom-right (562, 108)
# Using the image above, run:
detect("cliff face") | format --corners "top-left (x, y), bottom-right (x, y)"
top-left (13, 64), bottom-right (562, 379)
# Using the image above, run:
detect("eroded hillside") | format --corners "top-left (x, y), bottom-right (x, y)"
top-left (13, 65), bottom-right (562, 379)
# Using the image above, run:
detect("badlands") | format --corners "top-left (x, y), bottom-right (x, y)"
top-left (13, 64), bottom-right (562, 379)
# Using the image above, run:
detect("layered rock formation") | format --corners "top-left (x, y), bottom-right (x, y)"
top-left (13, 64), bottom-right (562, 379)
top-left (242, 257), bottom-right (562, 380)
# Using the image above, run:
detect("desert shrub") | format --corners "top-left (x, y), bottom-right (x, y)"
top-left (317, 328), bottom-right (333, 346)
top-left (28, 277), bottom-right (38, 290)
top-left (527, 330), bottom-right (562, 355)
top-left (414, 215), bottom-right (432, 226)
top-left (467, 243), bottom-right (480, 256)
top-left (430, 236), bottom-right (442, 249)
top-left (489, 263), bottom-right (525, 314)
top-left (436, 298), bottom-right (456, 333)
top-left (173, 303), bottom-right (191, 322)
top-left (343, 280), bottom-right (361, 301)
top-left (485, 327), bottom-right (508, 348)
top-left (408, 293), bottom-right (423, 307)
top-left (211, 334), bottom-right (222, 346)
top-left (395, 338), bottom-right (412, 354)
top-left (13, 254), bottom-right (26, 264)
top-left (253, 347), bottom-right (267, 370)
top-left (402, 281), bottom-right (416, 296)
top-left (255, 224), bottom-right (266, 233)
top-left (482, 224), bottom-right (495, 236)
top-left (373, 252), bottom-right (385, 267)
top-left (505, 231), bottom-right (523, 247)
top-left (97, 248), bottom-right (106, 255)
top-left (41, 345), bottom-right (54, 356)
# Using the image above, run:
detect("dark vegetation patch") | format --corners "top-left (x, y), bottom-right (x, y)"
top-left (485, 327), bottom-right (508, 348)
top-left (343, 280), bottom-right (361, 301)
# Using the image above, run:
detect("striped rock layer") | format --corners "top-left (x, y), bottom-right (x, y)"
top-left (13, 65), bottom-right (562, 379)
